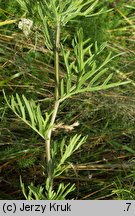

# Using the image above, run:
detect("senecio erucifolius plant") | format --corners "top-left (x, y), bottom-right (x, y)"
top-left (3, 0), bottom-right (130, 199)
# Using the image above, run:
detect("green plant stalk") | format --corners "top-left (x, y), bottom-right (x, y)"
top-left (45, 100), bottom-right (59, 185)
top-left (55, 24), bottom-right (60, 101)
top-left (45, 24), bottom-right (61, 186)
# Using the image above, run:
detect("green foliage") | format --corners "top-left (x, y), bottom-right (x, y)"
top-left (15, 0), bottom-right (102, 50)
top-left (3, 92), bottom-right (52, 140)
top-left (60, 28), bottom-right (130, 101)
top-left (16, 0), bottom-right (101, 24)
top-left (0, 144), bottom-right (39, 162)
top-left (112, 178), bottom-right (135, 200)
top-left (1, 0), bottom-right (134, 200)
top-left (0, 0), bottom-right (21, 19)
top-left (52, 134), bottom-right (87, 177)
top-left (17, 157), bottom-right (36, 169)
top-left (20, 177), bottom-right (75, 200)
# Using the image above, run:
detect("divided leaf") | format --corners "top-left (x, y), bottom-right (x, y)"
top-left (3, 91), bottom-right (51, 140)
top-left (54, 134), bottom-right (87, 177)
top-left (60, 28), bottom-right (130, 101)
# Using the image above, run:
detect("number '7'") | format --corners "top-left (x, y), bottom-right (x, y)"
top-left (126, 203), bottom-right (131, 211)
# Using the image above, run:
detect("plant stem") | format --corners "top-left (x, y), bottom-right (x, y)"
top-left (45, 100), bottom-right (59, 185)
top-left (55, 24), bottom-right (60, 101)
top-left (45, 24), bottom-right (61, 186)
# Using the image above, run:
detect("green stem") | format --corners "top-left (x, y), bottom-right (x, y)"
top-left (45, 100), bottom-right (60, 185)
top-left (55, 25), bottom-right (60, 101)
top-left (45, 24), bottom-right (61, 186)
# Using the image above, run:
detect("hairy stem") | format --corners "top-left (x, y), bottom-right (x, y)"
top-left (45, 24), bottom-right (61, 186)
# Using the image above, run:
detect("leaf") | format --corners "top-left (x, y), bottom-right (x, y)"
top-left (83, 0), bottom-right (99, 16)
top-left (3, 91), bottom-right (51, 140)
top-left (37, 105), bottom-right (44, 134)
top-left (61, 28), bottom-right (130, 102)
top-left (101, 73), bottom-right (113, 86)
top-left (89, 80), bottom-right (131, 91)
top-left (89, 68), bottom-right (109, 87)
top-left (54, 134), bottom-right (87, 177)
top-left (22, 95), bottom-right (35, 128)
top-left (11, 95), bottom-right (20, 115)
top-left (37, 3), bottom-right (53, 50)
top-left (16, 93), bottom-right (26, 120)
top-left (20, 176), bottom-right (28, 200)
